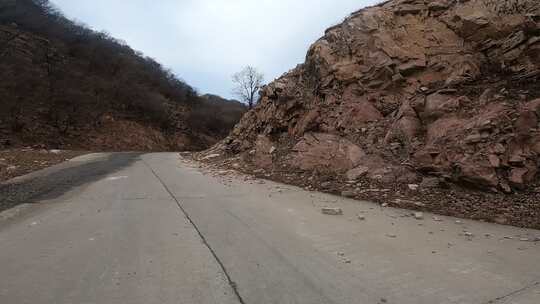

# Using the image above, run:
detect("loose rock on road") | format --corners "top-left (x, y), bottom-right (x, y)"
top-left (0, 153), bottom-right (539, 304)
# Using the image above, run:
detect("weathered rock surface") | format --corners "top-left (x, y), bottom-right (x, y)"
top-left (214, 0), bottom-right (540, 194)
top-left (290, 133), bottom-right (365, 172)
top-left (200, 0), bottom-right (540, 228)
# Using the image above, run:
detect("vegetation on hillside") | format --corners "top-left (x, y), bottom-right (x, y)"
top-left (0, 0), bottom-right (246, 150)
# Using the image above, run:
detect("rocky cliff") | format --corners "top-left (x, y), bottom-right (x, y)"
top-left (206, 0), bottom-right (540, 227)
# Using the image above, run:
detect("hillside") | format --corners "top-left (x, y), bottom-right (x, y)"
top-left (195, 95), bottom-right (247, 138)
top-left (203, 0), bottom-right (540, 228)
top-left (0, 0), bottom-right (245, 151)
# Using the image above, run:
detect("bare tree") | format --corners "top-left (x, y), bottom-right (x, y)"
top-left (232, 66), bottom-right (264, 109)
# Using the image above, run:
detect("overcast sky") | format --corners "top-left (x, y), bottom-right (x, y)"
top-left (50, 0), bottom-right (377, 99)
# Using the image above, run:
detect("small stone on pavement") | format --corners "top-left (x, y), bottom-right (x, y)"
top-left (322, 207), bottom-right (343, 216)
top-left (413, 212), bottom-right (424, 220)
top-left (341, 191), bottom-right (356, 198)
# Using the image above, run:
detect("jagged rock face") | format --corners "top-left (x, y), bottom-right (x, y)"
top-left (222, 0), bottom-right (540, 192)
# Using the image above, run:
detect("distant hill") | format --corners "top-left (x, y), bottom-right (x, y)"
top-left (196, 95), bottom-right (247, 136)
top-left (0, 0), bottom-right (244, 151)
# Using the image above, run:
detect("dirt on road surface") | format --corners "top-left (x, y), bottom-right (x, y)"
top-left (0, 153), bottom-right (539, 304)
top-left (0, 152), bottom-right (136, 214)
top-left (0, 149), bottom-right (87, 183)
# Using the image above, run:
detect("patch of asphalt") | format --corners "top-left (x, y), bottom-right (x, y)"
top-left (0, 153), bottom-right (141, 213)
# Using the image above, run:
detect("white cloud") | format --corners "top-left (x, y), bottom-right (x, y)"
top-left (51, 0), bottom-right (378, 98)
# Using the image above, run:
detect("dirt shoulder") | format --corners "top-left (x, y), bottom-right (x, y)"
top-left (0, 149), bottom-right (87, 183)
top-left (193, 152), bottom-right (540, 230)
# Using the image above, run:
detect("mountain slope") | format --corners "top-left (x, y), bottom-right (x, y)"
top-left (205, 0), bottom-right (540, 228)
top-left (0, 0), bottom-right (244, 151)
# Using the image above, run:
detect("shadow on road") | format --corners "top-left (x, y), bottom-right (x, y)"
top-left (0, 153), bottom-right (141, 212)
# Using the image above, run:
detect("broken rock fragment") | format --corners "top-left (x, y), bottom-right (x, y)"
top-left (322, 207), bottom-right (343, 216)
top-left (346, 166), bottom-right (369, 181)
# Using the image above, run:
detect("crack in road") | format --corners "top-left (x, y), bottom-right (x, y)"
top-left (141, 159), bottom-right (247, 304)
top-left (483, 281), bottom-right (540, 304)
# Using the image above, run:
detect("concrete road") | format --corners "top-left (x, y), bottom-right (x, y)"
top-left (0, 153), bottom-right (539, 304)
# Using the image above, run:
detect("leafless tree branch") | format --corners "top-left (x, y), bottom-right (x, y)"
top-left (232, 66), bottom-right (264, 109)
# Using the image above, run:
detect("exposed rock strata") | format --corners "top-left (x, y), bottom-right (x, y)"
top-left (214, 0), bottom-right (540, 194)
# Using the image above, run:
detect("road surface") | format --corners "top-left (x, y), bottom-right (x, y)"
top-left (0, 153), bottom-right (539, 304)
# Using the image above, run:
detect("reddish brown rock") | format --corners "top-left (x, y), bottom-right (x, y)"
top-left (290, 133), bottom-right (365, 172)
top-left (426, 118), bottom-right (464, 144)
top-left (253, 135), bottom-right (275, 168)
top-left (333, 61), bottom-right (362, 83)
top-left (488, 155), bottom-right (501, 168)
top-left (510, 168), bottom-right (530, 187)
top-left (337, 100), bottom-right (383, 130)
top-left (515, 110), bottom-right (538, 138)
top-left (398, 59), bottom-right (427, 76)
top-left (346, 166), bottom-right (369, 181)
top-left (422, 93), bottom-right (462, 121)
top-left (214, 0), bottom-right (540, 193)
top-left (458, 159), bottom-right (499, 188)
top-left (385, 101), bottom-right (421, 143)
top-left (293, 109), bottom-right (320, 136)
top-left (525, 99), bottom-right (540, 115)
top-left (533, 136), bottom-right (540, 154)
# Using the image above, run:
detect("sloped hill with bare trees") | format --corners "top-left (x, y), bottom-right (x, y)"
top-left (0, 0), bottom-right (245, 151)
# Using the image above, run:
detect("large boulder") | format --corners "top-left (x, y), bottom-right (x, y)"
top-left (289, 133), bottom-right (365, 172)
top-left (253, 135), bottom-right (275, 168)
